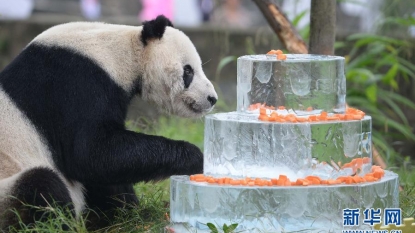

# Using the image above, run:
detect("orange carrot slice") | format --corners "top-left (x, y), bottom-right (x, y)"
top-left (258, 115), bottom-right (269, 121)
top-left (286, 115), bottom-right (297, 122)
top-left (352, 176), bottom-right (364, 183)
top-left (309, 115), bottom-right (318, 121)
top-left (275, 117), bottom-right (287, 123)
top-left (305, 176), bottom-right (321, 185)
top-left (319, 111), bottom-right (328, 120)
top-left (296, 117), bottom-right (308, 122)
top-left (279, 175), bottom-right (288, 180)
top-left (327, 179), bottom-right (337, 185)
top-left (229, 179), bottom-right (241, 185)
top-left (268, 115), bottom-right (277, 122)
top-left (254, 178), bottom-right (263, 186)
top-left (364, 176), bottom-right (376, 182)
top-left (327, 116), bottom-right (340, 121)
top-left (207, 178), bottom-right (216, 183)
top-left (373, 171), bottom-right (384, 179)
top-left (256, 180), bottom-right (265, 186)
top-left (279, 54), bottom-right (287, 60)
top-left (195, 177), bottom-right (207, 182)
top-left (362, 157), bottom-right (370, 163)
top-left (277, 179), bottom-right (285, 186)
top-left (295, 179), bottom-right (309, 186)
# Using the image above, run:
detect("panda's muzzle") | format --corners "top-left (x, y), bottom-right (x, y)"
top-left (187, 100), bottom-right (203, 113)
top-left (185, 97), bottom-right (214, 115)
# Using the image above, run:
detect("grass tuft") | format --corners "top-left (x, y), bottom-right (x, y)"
top-left (6, 204), bottom-right (88, 233)
top-left (99, 181), bottom-right (170, 233)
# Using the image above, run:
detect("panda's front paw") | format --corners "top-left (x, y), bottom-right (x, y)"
top-left (179, 141), bottom-right (204, 175)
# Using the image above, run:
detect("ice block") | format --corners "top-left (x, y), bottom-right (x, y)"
top-left (169, 172), bottom-right (399, 233)
top-left (169, 52), bottom-right (400, 233)
top-left (204, 112), bottom-right (372, 180)
top-left (237, 54), bottom-right (346, 114)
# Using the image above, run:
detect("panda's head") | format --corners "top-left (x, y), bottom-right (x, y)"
top-left (139, 15), bottom-right (217, 118)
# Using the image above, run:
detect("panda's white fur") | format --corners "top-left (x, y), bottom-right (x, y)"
top-left (0, 87), bottom-right (53, 176)
top-left (0, 15), bottom-right (216, 230)
top-left (32, 22), bottom-right (141, 93)
top-left (33, 21), bottom-right (216, 118)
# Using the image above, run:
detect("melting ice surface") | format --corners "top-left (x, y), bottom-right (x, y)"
top-left (254, 61), bottom-right (273, 83)
top-left (236, 54), bottom-right (346, 114)
top-left (204, 112), bottom-right (373, 180)
top-left (170, 172), bottom-right (399, 233)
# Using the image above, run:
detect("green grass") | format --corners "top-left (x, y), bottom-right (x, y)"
top-left (6, 181), bottom-right (170, 233)
top-left (101, 181), bottom-right (171, 233)
top-left (7, 204), bottom-right (89, 233)
top-left (393, 161), bottom-right (415, 218)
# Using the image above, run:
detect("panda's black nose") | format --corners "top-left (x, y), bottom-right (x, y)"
top-left (207, 96), bottom-right (217, 106)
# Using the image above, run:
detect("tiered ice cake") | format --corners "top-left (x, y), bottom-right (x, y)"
top-left (168, 54), bottom-right (399, 233)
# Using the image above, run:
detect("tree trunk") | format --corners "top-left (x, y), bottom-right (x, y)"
top-left (309, 0), bottom-right (336, 55)
top-left (252, 0), bottom-right (308, 54)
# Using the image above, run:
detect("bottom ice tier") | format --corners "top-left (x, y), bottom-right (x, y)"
top-left (169, 171), bottom-right (399, 233)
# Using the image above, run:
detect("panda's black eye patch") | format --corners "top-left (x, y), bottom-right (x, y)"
top-left (183, 65), bottom-right (194, 89)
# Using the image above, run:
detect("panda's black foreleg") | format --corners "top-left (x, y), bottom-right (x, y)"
top-left (84, 183), bottom-right (138, 230)
top-left (69, 126), bottom-right (204, 185)
top-left (4, 167), bottom-right (74, 231)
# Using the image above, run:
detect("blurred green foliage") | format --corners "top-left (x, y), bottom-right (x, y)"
top-left (337, 15), bottom-right (415, 166)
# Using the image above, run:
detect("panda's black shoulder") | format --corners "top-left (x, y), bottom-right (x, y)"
top-left (0, 42), bottom-right (129, 151)
top-left (0, 42), bottom-right (131, 171)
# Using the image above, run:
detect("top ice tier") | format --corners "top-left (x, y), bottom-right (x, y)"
top-left (237, 54), bottom-right (346, 115)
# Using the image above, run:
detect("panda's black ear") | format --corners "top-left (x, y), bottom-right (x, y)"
top-left (141, 15), bottom-right (174, 46)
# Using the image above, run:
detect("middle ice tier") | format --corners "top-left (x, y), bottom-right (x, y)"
top-left (237, 54), bottom-right (346, 115)
top-left (204, 112), bottom-right (372, 180)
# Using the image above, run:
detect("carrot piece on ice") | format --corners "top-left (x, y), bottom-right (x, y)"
top-left (278, 54), bottom-right (287, 60)
top-left (229, 179), bottom-right (241, 185)
top-left (258, 115), bottom-right (269, 121)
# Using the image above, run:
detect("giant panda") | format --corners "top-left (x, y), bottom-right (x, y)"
top-left (0, 15), bottom-right (217, 230)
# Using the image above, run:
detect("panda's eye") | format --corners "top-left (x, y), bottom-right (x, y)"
top-left (183, 65), bottom-right (194, 89)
